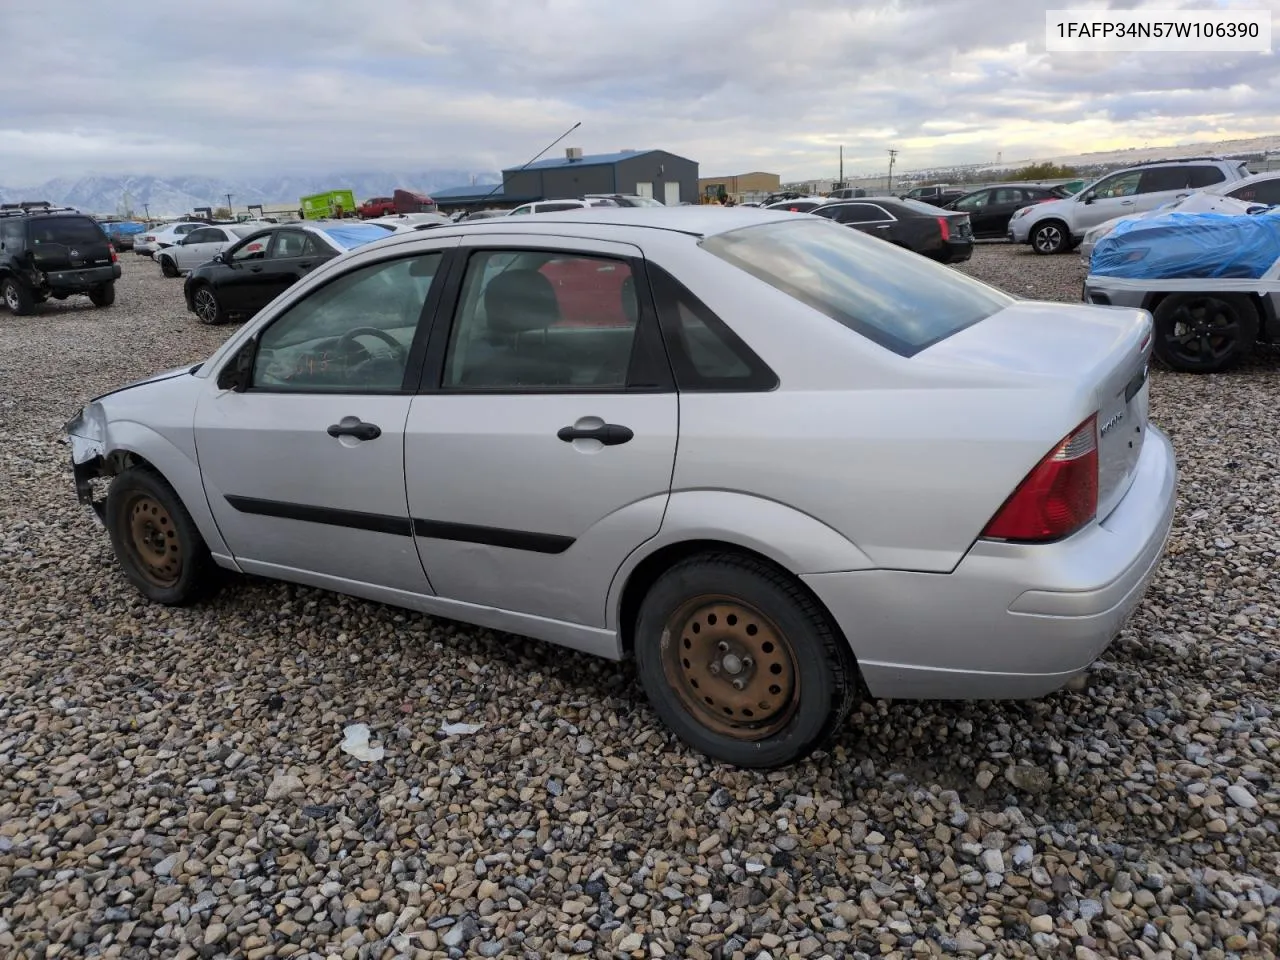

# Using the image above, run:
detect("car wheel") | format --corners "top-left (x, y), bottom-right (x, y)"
top-left (1152, 293), bottom-right (1259, 373)
top-left (2, 277), bottom-right (36, 315)
top-left (1031, 221), bottom-right (1069, 254)
top-left (88, 282), bottom-right (115, 307)
top-left (192, 284), bottom-right (224, 325)
top-left (105, 467), bottom-right (218, 605)
top-left (159, 255), bottom-right (179, 278)
top-left (634, 552), bottom-right (860, 768)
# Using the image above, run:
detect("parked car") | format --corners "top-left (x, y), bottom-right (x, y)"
top-left (810, 197), bottom-right (974, 263)
top-left (457, 209), bottom-right (511, 222)
top-left (583, 193), bottom-right (665, 207)
top-left (763, 197), bottom-right (827, 213)
top-left (155, 223), bottom-right (267, 277)
top-left (507, 198), bottom-right (619, 215)
top-left (367, 212), bottom-right (452, 229)
top-left (944, 185), bottom-right (1068, 238)
top-left (1083, 208), bottom-right (1280, 373)
top-left (827, 187), bottom-right (867, 200)
top-left (183, 220), bottom-right (392, 324)
top-left (65, 206), bottom-right (1175, 768)
top-left (1079, 170), bottom-right (1280, 262)
top-left (357, 197), bottom-right (397, 219)
top-left (1, 203), bottom-right (121, 314)
top-left (135, 221), bottom-right (205, 257)
top-left (1008, 156), bottom-right (1251, 254)
top-left (901, 186), bottom-right (967, 207)
top-left (100, 220), bottom-right (146, 251)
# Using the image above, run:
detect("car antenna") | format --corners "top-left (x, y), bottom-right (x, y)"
top-left (475, 121), bottom-right (582, 205)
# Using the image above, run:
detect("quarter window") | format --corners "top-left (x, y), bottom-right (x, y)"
top-left (250, 253), bottom-right (442, 393)
top-left (442, 250), bottom-right (641, 390)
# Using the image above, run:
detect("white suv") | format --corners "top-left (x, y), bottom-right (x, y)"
top-left (506, 198), bottom-right (619, 216)
top-left (1008, 157), bottom-right (1251, 254)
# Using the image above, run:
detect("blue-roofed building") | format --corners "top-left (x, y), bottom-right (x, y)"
top-left (431, 148), bottom-right (699, 211)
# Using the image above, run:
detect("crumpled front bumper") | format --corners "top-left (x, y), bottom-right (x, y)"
top-left (66, 408), bottom-right (108, 524)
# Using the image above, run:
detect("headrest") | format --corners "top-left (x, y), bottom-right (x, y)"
top-left (483, 268), bottom-right (561, 337)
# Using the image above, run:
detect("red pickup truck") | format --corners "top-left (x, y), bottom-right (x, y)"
top-left (357, 197), bottom-right (396, 219)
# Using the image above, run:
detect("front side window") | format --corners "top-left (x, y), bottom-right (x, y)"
top-left (1, 220), bottom-right (24, 248)
top-left (251, 253), bottom-right (442, 392)
top-left (233, 234), bottom-right (271, 261)
top-left (442, 249), bottom-right (640, 390)
top-left (953, 191), bottom-right (989, 211)
top-left (1092, 171), bottom-right (1142, 199)
top-left (508, 205), bottom-right (533, 216)
top-left (700, 218), bottom-right (1012, 357)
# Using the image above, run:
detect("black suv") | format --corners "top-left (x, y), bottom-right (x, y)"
top-left (0, 202), bottom-right (121, 315)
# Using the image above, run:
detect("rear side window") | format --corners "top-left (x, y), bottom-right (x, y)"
top-left (700, 218), bottom-right (1013, 357)
top-left (29, 216), bottom-right (105, 245)
top-left (1187, 166), bottom-right (1227, 188)
top-left (1230, 180), bottom-right (1280, 205)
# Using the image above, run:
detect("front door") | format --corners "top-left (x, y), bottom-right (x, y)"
top-left (1075, 170), bottom-right (1143, 231)
top-left (194, 248), bottom-right (448, 593)
top-left (404, 235), bottom-right (677, 628)
top-left (664, 181), bottom-right (681, 206)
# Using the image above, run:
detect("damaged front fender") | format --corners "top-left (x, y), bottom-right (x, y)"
top-left (65, 403), bottom-right (110, 522)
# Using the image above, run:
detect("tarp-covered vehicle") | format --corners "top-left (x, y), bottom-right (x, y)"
top-left (1083, 208), bottom-right (1280, 372)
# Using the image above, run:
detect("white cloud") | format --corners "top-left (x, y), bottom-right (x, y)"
top-left (0, 0), bottom-right (1276, 184)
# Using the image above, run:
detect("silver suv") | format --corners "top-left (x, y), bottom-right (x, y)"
top-left (1008, 156), bottom-right (1251, 254)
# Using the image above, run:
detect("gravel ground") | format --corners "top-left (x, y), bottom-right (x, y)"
top-left (1, 246), bottom-right (1278, 960)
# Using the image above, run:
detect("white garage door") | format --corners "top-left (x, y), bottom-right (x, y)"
top-left (635, 182), bottom-right (653, 199)
top-left (664, 182), bottom-right (681, 205)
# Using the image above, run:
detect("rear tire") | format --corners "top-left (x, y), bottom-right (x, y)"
top-left (1030, 220), bottom-right (1069, 255)
top-left (105, 467), bottom-right (218, 606)
top-left (633, 552), bottom-right (860, 768)
top-left (2, 277), bottom-right (36, 315)
top-left (89, 282), bottom-right (115, 308)
top-left (159, 255), bottom-right (179, 278)
top-left (1152, 293), bottom-right (1258, 373)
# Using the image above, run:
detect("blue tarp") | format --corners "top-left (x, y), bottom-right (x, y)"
top-left (102, 221), bottom-right (146, 238)
top-left (317, 223), bottom-right (390, 251)
top-left (1091, 208), bottom-right (1280, 280)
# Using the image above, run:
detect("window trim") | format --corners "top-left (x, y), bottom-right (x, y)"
top-left (416, 245), bottom-right (675, 396)
top-left (647, 262), bottom-right (778, 393)
top-left (227, 249), bottom-right (454, 397)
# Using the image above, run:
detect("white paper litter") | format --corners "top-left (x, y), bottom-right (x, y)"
top-left (339, 723), bottom-right (385, 762)
top-left (440, 722), bottom-right (484, 736)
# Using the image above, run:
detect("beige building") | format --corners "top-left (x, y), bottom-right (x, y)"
top-left (698, 171), bottom-right (781, 203)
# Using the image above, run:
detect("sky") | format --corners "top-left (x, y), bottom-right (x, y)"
top-left (1, 0), bottom-right (1278, 184)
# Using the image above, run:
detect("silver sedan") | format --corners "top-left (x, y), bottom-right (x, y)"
top-left (65, 207), bottom-right (1177, 768)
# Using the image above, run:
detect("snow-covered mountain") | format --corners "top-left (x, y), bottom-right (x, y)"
top-left (0, 170), bottom-right (502, 216)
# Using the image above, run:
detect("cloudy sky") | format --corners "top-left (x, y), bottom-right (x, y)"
top-left (2, 0), bottom-right (1277, 184)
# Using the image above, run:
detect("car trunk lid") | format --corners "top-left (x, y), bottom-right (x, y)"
top-left (919, 301), bottom-right (1152, 521)
top-left (28, 216), bottom-right (113, 271)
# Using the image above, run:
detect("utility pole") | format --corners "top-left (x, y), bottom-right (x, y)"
top-left (143, 202), bottom-right (150, 222)
top-left (887, 149), bottom-right (898, 191)
top-left (225, 193), bottom-right (233, 218)
top-left (839, 145), bottom-right (843, 187)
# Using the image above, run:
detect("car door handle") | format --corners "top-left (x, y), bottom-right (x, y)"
top-left (1120, 200), bottom-right (1135, 205)
top-left (327, 420), bottom-right (381, 441)
top-left (557, 423), bottom-right (633, 445)
top-left (249, 266), bottom-right (263, 273)
top-left (298, 261), bottom-right (313, 270)
top-left (875, 224), bottom-right (891, 229)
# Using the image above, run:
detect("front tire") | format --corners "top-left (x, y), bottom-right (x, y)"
top-left (634, 552), bottom-right (859, 768)
top-left (105, 468), bottom-right (218, 605)
top-left (191, 284), bottom-right (224, 325)
top-left (1030, 220), bottom-right (1069, 255)
top-left (1152, 293), bottom-right (1258, 373)
top-left (159, 255), bottom-right (179, 278)
top-left (2, 277), bottom-right (36, 315)
top-left (89, 282), bottom-right (115, 307)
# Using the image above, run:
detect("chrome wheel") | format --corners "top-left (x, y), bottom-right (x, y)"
top-left (662, 595), bottom-right (799, 741)
top-left (193, 287), bottom-right (219, 324)
top-left (1033, 223), bottom-right (1063, 254)
top-left (124, 494), bottom-right (182, 588)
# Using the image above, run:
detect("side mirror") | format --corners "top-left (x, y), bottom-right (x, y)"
top-left (217, 337), bottom-right (257, 392)
top-left (1080, 193), bottom-right (1094, 204)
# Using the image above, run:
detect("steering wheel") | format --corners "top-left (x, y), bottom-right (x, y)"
top-left (334, 326), bottom-right (406, 380)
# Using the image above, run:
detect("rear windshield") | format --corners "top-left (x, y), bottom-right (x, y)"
top-left (700, 218), bottom-right (1013, 356)
top-left (29, 216), bottom-right (106, 245)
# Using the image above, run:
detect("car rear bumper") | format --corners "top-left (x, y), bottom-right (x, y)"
top-left (44, 265), bottom-right (120, 291)
top-left (939, 239), bottom-right (973, 263)
top-left (802, 424), bottom-right (1177, 700)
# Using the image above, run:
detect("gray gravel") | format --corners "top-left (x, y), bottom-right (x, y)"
top-left (2, 247), bottom-right (1279, 959)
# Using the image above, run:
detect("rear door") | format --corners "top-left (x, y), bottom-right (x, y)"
top-left (27, 216), bottom-right (113, 272)
top-left (1134, 165), bottom-right (1202, 214)
top-left (174, 227), bottom-right (229, 270)
top-left (402, 234), bottom-right (678, 629)
top-left (986, 188), bottom-right (1028, 235)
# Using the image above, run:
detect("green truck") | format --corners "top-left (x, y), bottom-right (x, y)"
top-left (300, 189), bottom-right (357, 220)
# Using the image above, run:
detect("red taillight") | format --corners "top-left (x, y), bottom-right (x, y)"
top-left (109, 244), bottom-right (118, 262)
top-left (981, 415), bottom-right (1098, 543)
top-left (937, 216), bottom-right (950, 241)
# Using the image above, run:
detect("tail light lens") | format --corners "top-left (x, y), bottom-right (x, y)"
top-left (109, 244), bottom-right (118, 262)
top-left (937, 216), bottom-right (951, 241)
top-left (981, 415), bottom-right (1098, 542)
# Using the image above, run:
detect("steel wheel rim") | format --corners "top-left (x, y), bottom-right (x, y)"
top-left (194, 288), bottom-right (217, 322)
top-left (4, 285), bottom-right (18, 310)
top-left (1034, 225), bottom-right (1061, 252)
top-left (124, 494), bottom-right (182, 587)
top-left (1166, 298), bottom-right (1239, 365)
top-left (661, 595), bottom-right (799, 741)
